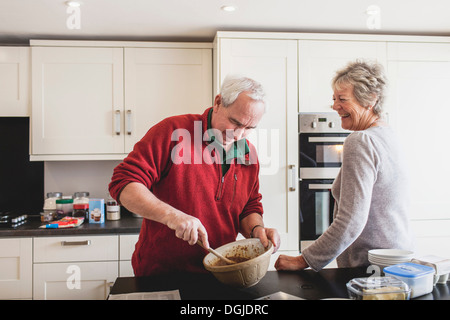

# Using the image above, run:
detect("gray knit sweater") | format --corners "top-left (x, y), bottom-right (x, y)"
top-left (302, 126), bottom-right (415, 271)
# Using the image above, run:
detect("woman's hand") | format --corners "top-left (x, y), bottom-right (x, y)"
top-left (275, 254), bottom-right (308, 271)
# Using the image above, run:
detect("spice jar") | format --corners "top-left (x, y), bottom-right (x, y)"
top-left (73, 203), bottom-right (89, 220)
top-left (106, 196), bottom-right (120, 220)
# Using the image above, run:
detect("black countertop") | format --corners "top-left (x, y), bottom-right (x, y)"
top-left (110, 267), bottom-right (450, 301)
top-left (0, 213), bottom-right (142, 237)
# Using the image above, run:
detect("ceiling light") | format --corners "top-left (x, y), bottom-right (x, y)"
top-left (66, 1), bottom-right (81, 7)
top-left (221, 5), bottom-right (237, 12)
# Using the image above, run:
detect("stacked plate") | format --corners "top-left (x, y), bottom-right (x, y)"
top-left (368, 249), bottom-right (414, 271)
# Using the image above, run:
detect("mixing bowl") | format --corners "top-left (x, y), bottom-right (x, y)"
top-left (203, 238), bottom-right (273, 288)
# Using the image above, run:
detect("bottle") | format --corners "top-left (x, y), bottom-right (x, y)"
top-left (106, 194), bottom-right (120, 220)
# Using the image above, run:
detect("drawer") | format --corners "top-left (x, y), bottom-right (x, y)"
top-left (119, 234), bottom-right (139, 260)
top-left (34, 235), bottom-right (118, 263)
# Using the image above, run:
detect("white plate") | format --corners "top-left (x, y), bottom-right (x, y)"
top-left (368, 249), bottom-right (414, 259)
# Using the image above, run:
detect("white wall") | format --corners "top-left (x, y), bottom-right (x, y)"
top-left (44, 160), bottom-right (121, 199)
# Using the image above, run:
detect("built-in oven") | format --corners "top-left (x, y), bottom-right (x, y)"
top-left (299, 113), bottom-right (349, 245)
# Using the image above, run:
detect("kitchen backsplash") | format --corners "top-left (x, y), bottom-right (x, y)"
top-left (44, 160), bottom-right (121, 202)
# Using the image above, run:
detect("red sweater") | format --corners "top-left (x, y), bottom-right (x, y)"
top-left (109, 108), bottom-right (263, 276)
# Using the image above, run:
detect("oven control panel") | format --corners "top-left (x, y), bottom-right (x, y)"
top-left (299, 112), bottom-right (348, 133)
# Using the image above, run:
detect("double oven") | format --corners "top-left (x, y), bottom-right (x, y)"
top-left (298, 113), bottom-right (349, 246)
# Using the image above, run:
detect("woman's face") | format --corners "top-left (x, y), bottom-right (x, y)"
top-left (332, 84), bottom-right (374, 131)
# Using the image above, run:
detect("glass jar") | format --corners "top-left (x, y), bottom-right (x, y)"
top-left (106, 196), bottom-right (120, 220)
top-left (73, 203), bottom-right (89, 220)
top-left (43, 192), bottom-right (62, 213)
top-left (73, 192), bottom-right (90, 204)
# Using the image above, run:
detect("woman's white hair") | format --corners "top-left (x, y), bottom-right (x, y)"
top-left (332, 60), bottom-right (387, 116)
top-left (220, 74), bottom-right (267, 109)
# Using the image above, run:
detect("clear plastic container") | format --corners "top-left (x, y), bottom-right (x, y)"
top-left (346, 276), bottom-right (410, 300)
top-left (384, 263), bottom-right (435, 298)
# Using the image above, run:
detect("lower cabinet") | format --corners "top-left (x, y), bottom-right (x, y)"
top-left (31, 234), bottom-right (138, 300)
top-left (33, 261), bottom-right (118, 300)
top-left (0, 238), bottom-right (32, 299)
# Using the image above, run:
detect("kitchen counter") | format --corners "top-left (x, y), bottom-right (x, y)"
top-left (109, 267), bottom-right (450, 300)
top-left (0, 212), bottom-right (142, 237)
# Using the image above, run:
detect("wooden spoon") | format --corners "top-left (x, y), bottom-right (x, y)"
top-left (197, 239), bottom-right (236, 265)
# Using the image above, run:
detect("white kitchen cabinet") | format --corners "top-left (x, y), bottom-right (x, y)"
top-left (31, 46), bottom-right (124, 156)
top-left (387, 42), bottom-right (450, 260)
top-left (0, 238), bottom-right (32, 299)
top-left (33, 235), bottom-right (118, 300)
top-left (0, 47), bottom-right (30, 116)
top-left (33, 261), bottom-right (117, 300)
top-left (298, 40), bottom-right (387, 113)
top-left (215, 37), bottom-right (299, 251)
top-left (387, 42), bottom-right (450, 223)
top-left (30, 42), bottom-right (212, 160)
top-left (119, 234), bottom-right (139, 276)
top-left (124, 47), bottom-right (212, 152)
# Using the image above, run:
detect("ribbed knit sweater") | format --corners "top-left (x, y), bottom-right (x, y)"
top-left (302, 126), bottom-right (415, 271)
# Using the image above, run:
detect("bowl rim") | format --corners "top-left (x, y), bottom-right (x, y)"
top-left (203, 238), bottom-right (273, 272)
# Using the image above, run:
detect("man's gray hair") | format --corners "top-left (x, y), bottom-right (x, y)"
top-left (220, 74), bottom-right (267, 109)
top-left (332, 60), bottom-right (387, 116)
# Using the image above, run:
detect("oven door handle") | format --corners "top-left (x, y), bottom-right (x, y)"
top-left (308, 137), bottom-right (347, 143)
top-left (308, 184), bottom-right (333, 190)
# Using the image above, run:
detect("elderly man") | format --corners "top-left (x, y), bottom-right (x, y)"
top-left (109, 75), bottom-right (280, 276)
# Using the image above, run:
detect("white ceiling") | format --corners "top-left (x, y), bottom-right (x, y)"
top-left (1, 0), bottom-right (450, 44)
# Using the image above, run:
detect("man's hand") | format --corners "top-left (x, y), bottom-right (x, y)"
top-left (165, 210), bottom-right (209, 248)
top-left (252, 226), bottom-right (281, 253)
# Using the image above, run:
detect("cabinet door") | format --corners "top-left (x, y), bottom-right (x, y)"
top-left (33, 261), bottom-right (118, 300)
top-left (0, 238), bottom-right (32, 299)
top-left (387, 42), bottom-right (450, 222)
top-left (0, 47), bottom-right (30, 116)
top-left (31, 47), bottom-right (124, 155)
top-left (298, 40), bottom-right (387, 112)
top-left (124, 48), bottom-right (212, 152)
top-left (218, 38), bottom-right (299, 251)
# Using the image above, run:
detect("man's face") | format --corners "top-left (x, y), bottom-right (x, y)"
top-left (211, 92), bottom-right (265, 147)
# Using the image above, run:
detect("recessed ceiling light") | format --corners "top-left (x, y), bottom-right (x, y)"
top-left (221, 5), bottom-right (237, 12)
top-left (66, 1), bottom-right (81, 7)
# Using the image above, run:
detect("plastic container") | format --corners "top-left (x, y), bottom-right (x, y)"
top-left (384, 262), bottom-right (435, 298)
top-left (40, 211), bottom-right (55, 222)
top-left (106, 198), bottom-right (120, 220)
top-left (346, 276), bottom-right (410, 300)
top-left (56, 197), bottom-right (73, 217)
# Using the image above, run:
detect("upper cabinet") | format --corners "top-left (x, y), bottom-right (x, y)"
top-left (0, 47), bottom-right (30, 116)
top-left (298, 40), bottom-right (387, 113)
top-left (30, 41), bottom-right (212, 161)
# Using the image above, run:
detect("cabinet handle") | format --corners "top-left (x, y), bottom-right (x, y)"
top-left (289, 164), bottom-right (296, 191)
top-left (61, 240), bottom-right (91, 246)
top-left (126, 109), bottom-right (132, 135)
top-left (114, 110), bottom-right (121, 135)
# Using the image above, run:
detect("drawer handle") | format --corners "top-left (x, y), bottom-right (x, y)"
top-left (61, 240), bottom-right (91, 246)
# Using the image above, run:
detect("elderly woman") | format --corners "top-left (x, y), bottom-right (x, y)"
top-left (275, 60), bottom-right (415, 271)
